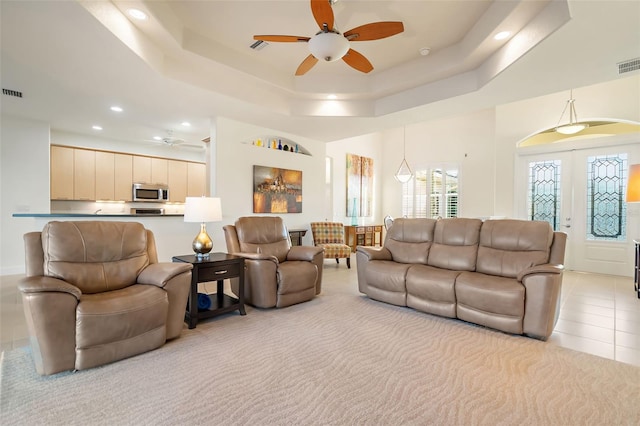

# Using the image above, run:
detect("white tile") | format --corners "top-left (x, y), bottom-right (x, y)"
top-left (615, 330), bottom-right (640, 350)
top-left (554, 319), bottom-right (615, 343)
top-left (549, 331), bottom-right (615, 360)
top-left (614, 345), bottom-right (640, 367)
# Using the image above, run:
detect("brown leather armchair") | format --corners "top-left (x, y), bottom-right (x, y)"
top-left (18, 221), bottom-right (193, 375)
top-left (223, 216), bottom-right (324, 308)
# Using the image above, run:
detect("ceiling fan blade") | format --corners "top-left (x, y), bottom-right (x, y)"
top-left (342, 49), bottom-right (374, 73)
top-left (296, 54), bottom-right (319, 76)
top-left (344, 22), bottom-right (404, 41)
top-left (310, 0), bottom-right (334, 31)
top-left (253, 35), bottom-right (310, 43)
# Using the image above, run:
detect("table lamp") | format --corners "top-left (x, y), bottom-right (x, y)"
top-left (627, 164), bottom-right (640, 203)
top-left (184, 196), bottom-right (222, 258)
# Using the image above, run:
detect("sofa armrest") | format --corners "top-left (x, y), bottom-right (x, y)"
top-left (356, 246), bottom-right (392, 261)
top-left (517, 264), bottom-right (563, 282)
top-left (18, 276), bottom-right (82, 300)
top-left (230, 252), bottom-right (279, 264)
top-left (287, 246), bottom-right (323, 262)
top-left (138, 262), bottom-right (193, 288)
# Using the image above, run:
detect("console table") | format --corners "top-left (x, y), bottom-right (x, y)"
top-left (172, 253), bottom-right (245, 329)
top-left (344, 225), bottom-right (383, 252)
top-left (288, 228), bottom-right (307, 246)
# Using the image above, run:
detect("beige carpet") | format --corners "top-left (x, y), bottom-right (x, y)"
top-left (2, 277), bottom-right (639, 425)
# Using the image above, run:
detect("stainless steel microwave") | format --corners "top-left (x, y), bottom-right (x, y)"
top-left (132, 183), bottom-right (169, 202)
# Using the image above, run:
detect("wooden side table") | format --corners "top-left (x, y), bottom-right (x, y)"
top-left (344, 225), bottom-right (383, 252)
top-left (288, 228), bottom-right (307, 246)
top-left (172, 253), bottom-right (246, 329)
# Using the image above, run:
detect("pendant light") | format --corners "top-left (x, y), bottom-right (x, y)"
top-left (394, 127), bottom-right (413, 183)
top-left (555, 89), bottom-right (589, 135)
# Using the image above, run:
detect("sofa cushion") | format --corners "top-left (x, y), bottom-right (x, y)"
top-left (42, 221), bottom-right (150, 294)
top-left (476, 220), bottom-right (553, 278)
top-left (385, 218), bottom-right (436, 264)
top-left (406, 265), bottom-right (460, 318)
top-left (455, 271), bottom-right (525, 334)
top-left (365, 260), bottom-right (412, 306)
top-left (428, 218), bottom-right (481, 271)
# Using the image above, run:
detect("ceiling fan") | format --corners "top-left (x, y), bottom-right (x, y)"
top-left (145, 130), bottom-right (204, 151)
top-left (253, 0), bottom-right (404, 76)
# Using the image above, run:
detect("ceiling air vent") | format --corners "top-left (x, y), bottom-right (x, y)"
top-left (2, 88), bottom-right (23, 98)
top-left (250, 40), bottom-right (268, 50)
top-left (618, 58), bottom-right (640, 74)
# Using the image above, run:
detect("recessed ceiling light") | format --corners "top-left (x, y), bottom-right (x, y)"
top-left (419, 47), bottom-right (431, 56)
top-left (127, 9), bottom-right (148, 21)
top-left (92, 125), bottom-right (102, 131)
top-left (494, 31), bottom-right (511, 41)
top-left (181, 121), bottom-right (191, 127)
top-left (110, 106), bottom-right (123, 112)
top-left (327, 94), bottom-right (337, 100)
top-left (153, 136), bottom-right (162, 141)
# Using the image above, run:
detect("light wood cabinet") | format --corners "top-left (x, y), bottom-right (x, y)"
top-left (51, 146), bottom-right (204, 203)
top-left (51, 146), bottom-right (74, 200)
top-left (344, 225), bottom-right (383, 252)
top-left (187, 162), bottom-right (206, 197)
top-left (151, 158), bottom-right (168, 185)
top-left (74, 149), bottom-right (95, 200)
top-left (114, 154), bottom-right (133, 201)
top-left (168, 160), bottom-right (188, 202)
top-left (95, 151), bottom-right (114, 201)
top-left (132, 156), bottom-right (151, 184)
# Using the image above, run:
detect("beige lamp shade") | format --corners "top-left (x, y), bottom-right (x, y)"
top-left (627, 164), bottom-right (640, 202)
top-left (184, 197), bottom-right (222, 223)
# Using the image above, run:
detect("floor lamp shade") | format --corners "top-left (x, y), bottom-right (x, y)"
top-left (627, 164), bottom-right (640, 202)
top-left (184, 197), bottom-right (222, 257)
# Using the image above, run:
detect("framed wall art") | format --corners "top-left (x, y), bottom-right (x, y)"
top-left (346, 153), bottom-right (374, 217)
top-left (253, 165), bottom-right (303, 213)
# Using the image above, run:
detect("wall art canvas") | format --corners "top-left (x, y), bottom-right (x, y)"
top-left (253, 165), bottom-right (302, 213)
top-left (346, 153), bottom-right (374, 217)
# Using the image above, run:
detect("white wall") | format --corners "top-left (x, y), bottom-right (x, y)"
top-left (1, 116), bottom-right (51, 274)
top-left (377, 109), bottom-right (497, 220)
top-left (326, 133), bottom-right (383, 225)
top-left (213, 117), bottom-right (327, 247)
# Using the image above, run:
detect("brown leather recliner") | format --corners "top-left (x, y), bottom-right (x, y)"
top-left (223, 216), bottom-right (324, 308)
top-left (18, 221), bottom-right (193, 375)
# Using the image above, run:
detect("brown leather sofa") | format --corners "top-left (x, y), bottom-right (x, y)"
top-left (19, 221), bottom-right (193, 375)
top-left (356, 218), bottom-right (567, 340)
top-left (224, 216), bottom-right (324, 308)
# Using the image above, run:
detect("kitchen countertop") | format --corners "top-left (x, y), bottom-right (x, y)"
top-left (13, 213), bottom-right (183, 217)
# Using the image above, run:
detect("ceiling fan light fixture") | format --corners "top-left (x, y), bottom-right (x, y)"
top-left (308, 32), bottom-right (350, 62)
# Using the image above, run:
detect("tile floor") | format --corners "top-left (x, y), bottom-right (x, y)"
top-left (1, 262), bottom-right (639, 366)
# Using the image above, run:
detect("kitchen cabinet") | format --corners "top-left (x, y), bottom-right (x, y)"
top-left (187, 162), bottom-right (206, 197)
top-left (95, 151), bottom-right (114, 201)
top-left (168, 160), bottom-right (187, 202)
top-left (151, 158), bottom-right (168, 185)
top-left (114, 154), bottom-right (133, 201)
top-left (132, 156), bottom-right (151, 184)
top-left (51, 146), bottom-right (74, 200)
top-left (74, 149), bottom-right (95, 200)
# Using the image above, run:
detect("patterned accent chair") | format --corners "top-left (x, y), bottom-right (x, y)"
top-left (310, 222), bottom-right (352, 269)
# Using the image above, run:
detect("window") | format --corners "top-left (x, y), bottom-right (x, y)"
top-left (402, 167), bottom-right (458, 218)
top-left (528, 160), bottom-right (561, 230)
top-left (586, 154), bottom-right (627, 241)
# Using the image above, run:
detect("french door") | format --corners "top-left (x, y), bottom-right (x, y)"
top-left (516, 142), bottom-right (640, 276)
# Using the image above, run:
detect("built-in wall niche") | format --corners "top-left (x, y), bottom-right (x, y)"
top-left (242, 136), bottom-right (311, 156)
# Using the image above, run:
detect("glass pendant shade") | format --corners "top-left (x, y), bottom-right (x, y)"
top-left (308, 32), bottom-right (350, 62)
top-left (394, 127), bottom-right (413, 183)
top-left (394, 159), bottom-right (413, 183)
top-left (555, 90), bottom-right (589, 135)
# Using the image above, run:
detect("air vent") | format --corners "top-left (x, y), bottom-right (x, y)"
top-left (2, 88), bottom-right (23, 98)
top-left (250, 40), bottom-right (268, 50)
top-left (618, 58), bottom-right (640, 74)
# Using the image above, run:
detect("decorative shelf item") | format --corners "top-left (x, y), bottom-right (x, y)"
top-left (242, 136), bottom-right (311, 156)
